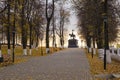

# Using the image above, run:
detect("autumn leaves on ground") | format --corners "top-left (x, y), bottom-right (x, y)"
top-left (85, 49), bottom-right (120, 80)
top-left (0, 47), bottom-right (120, 80)
top-left (0, 45), bottom-right (61, 67)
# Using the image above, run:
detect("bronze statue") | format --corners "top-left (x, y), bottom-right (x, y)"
top-left (69, 30), bottom-right (76, 39)
top-left (68, 30), bottom-right (79, 48)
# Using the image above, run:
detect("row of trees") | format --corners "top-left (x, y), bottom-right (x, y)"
top-left (45, 0), bottom-right (70, 53)
top-left (0, 0), bottom-right (70, 55)
top-left (72, 0), bottom-right (120, 49)
top-left (0, 0), bottom-right (45, 55)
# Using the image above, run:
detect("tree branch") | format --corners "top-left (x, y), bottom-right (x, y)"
top-left (0, 5), bottom-right (8, 14)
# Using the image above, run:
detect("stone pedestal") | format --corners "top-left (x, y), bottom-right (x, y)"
top-left (89, 48), bottom-right (92, 53)
top-left (106, 50), bottom-right (111, 63)
top-left (68, 39), bottom-right (78, 48)
top-left (93, 48), bottom-right (96, 54)
top-left (68, 30), bottom-right (79, 48)
top-left (98, 49), bottom-right (104, 59)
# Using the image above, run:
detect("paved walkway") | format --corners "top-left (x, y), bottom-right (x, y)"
top-left (0, 48), bottom-right (92, 80)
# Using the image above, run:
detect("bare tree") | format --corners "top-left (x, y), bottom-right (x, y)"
top-left (72, 0), bottom-right (119, 49)
top-left (20, 0), bottom-right (28, 55)
top-left (25, 0), bottom-right (34, 55)
top-left (7, 0), bottom-right (11, 55)
top-left (45, 0), bottom-right (54, 53)
top-left (56, 1), bottom-right (70, 48)
top-left (0, 0), bottom-right (7, 14)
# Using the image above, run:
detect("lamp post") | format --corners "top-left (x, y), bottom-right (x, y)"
top-left (12, 0), bottom-right (16, 63)
top-left (103, 0), bottom-right (109, 70)
top-left (12, 30), bottom-right (15, 62)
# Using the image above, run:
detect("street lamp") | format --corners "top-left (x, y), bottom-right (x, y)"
top-left (103, 0), bottom-right (109, 70)
top-left (12, 0), bottom-right (17, 63)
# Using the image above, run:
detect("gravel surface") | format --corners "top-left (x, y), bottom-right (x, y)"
top-left (0, 48), bottom-right (92, 80)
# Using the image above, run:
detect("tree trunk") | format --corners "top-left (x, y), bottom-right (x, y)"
top-left (97, 26), bottom-right (104, 49)
top-left (29, 23), bottom-right (32, 55)
top-left (2, 27), bottom-right (4, 44)
top-left (52, 14), bottom-right (55, 48)
top-left (0, 41), bottom-right (2, 57)
top-left (93, 37), bottom-right (96, 54)
top-left (12, 0), bottom-right (17, 62)
top-left (46, 19), bottom-right (50, 53)
top-left (7, 0), bottom-right (11, 55)
top-left (15, 33), bottom-right (17, 45)
top-left (86, 35), bottom-right (91, 53)
top-left (60, 18), bottom-right (62, 48)
top-left (21, 1), bottom-right (27, 55)
top-left (36, 35), bottom-right (39, 48)
top-left (45, 0), bottom-right (54, 54)
top-left (86, 37), bottom-right (91, 48)
top-left (61, 20), bottom-right (64, 48)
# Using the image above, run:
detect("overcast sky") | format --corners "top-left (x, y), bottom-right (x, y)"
top-left (63, 1), bottom-right (81, 47)
top-left (63, 1), bottom-right (78, 33)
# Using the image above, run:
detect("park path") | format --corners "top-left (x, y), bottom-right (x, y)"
top-left (0, 48), bottom-right (92, 80)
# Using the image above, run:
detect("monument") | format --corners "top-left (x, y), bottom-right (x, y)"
top-left (68, 30), bottom-right (79, 48)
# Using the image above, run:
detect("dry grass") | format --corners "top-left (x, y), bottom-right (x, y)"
top-left (85, 49), bottom-right (120, 80)
top-left (0, 45), bottom-right (62, 67)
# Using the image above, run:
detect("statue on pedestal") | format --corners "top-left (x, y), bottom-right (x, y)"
top-left (68, 30), bottom-right (79, 48)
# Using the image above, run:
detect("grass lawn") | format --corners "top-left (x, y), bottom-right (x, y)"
top-left (85, 49), bottom-right (120, 80)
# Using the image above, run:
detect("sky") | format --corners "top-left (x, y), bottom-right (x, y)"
top-left (42, 0), bottom-right (120, 47)
top-left (64, 0), bottom-right (78, 31)
top-left (42, 1), bottom-right (82, 47)
top-left (49, 0), bottom-right (82, 47)
top-left (63, 1), bottom-right (82, 47)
